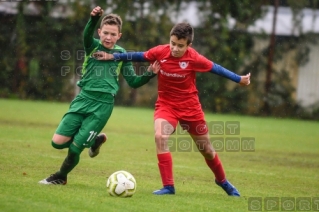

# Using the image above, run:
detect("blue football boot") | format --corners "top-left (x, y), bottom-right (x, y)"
top-left (153, 185), bottom-right (175, 195)
top-left (215, 179), bottom-right (240, 196)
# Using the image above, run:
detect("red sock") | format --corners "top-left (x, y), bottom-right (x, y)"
top-left (205, 154), bottom-right (226, 183)
top-left (157, 152), bottom-right (174, 187)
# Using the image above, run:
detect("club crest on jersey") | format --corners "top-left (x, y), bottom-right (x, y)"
top-left (179, 61), bottom-right (189, 69)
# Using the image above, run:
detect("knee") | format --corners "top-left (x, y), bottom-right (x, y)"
top-left (154, 132), bottom-right (170, 152)
top-left (52, 134), bottom-right (72, 145)
top-left (154, 132), bottom-right (170, 143)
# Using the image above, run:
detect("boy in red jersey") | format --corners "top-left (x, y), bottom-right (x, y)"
top-left (95, 23), bottom-right (250, 196)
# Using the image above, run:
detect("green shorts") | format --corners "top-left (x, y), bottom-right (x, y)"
top-left (55, 90), bottom-right (114, 151)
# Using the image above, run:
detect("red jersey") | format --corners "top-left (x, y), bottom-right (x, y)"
top-left (144, 44), bottom-right (213, 109)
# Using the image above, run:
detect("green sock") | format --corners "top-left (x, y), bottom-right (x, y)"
top-left (57, 145), bottom-right (81, 177)
top-left (51, 139), bottom-right (73, 149)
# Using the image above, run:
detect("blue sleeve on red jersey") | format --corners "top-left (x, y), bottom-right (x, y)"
top-left (210, 63), bottom-right (241, 83)
top-left (113, 52), bottom-right (148, 62)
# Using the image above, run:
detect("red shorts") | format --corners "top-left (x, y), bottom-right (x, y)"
top-left (154, 101), bottom-right (208, 135)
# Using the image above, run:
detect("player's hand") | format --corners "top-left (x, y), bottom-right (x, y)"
top-left (239, 73), bottom-right (251, 86)
top-left (147, 61), bottom-right (161, 74)
top-left (91, 6), bottom-right (104, 16)
top-left (92, 51), bottom-right (114, 60)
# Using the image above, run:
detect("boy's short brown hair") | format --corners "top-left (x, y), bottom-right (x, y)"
top-left (100, 14), bottom-right (122, 32)
top-left (170, 22), bottom-right (194, 45)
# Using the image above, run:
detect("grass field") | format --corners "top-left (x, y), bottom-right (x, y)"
top-left (0, 98), bottom-right (318, 212)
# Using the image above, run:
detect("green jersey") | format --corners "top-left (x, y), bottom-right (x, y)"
top-left (77, 16), bottom-right (155, 95)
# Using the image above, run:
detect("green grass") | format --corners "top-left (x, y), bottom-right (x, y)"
top-left (0, 98), bottom-right (318, 212)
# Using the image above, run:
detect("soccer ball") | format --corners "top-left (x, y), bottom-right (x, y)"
top-left (106, 170), bottom-right (137, 197)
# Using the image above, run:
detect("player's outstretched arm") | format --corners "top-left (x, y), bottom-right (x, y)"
top-left (121, 62), bottom-right (156, 88)
top-left (210, 62), bottom-right (251, 86)
top-left (93, 51), bottom-right (148, 62)
top-left (210, 63), bottom-right (240, 82)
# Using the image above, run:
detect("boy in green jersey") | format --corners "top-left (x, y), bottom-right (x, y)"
top-left (39, 6), bottom-right (156, 185)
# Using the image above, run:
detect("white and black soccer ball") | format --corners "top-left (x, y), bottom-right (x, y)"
top-left (106, 170), bottom-right (137, 197)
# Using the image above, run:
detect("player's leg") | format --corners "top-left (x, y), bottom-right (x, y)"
top-left (189, 131), bottom-right (226, 182)
top-left (51, 134), bottom-right (73, 148)
top-left (152, 105), bottom-right (178, 195)
top-left (39, 109), bottom-right (112, 185)
top-left (39, 97), bottom-right (112, 185)
top-left (186, 120), bottom-right (240, 196)
top-left (38, 142), bottom-right (82, 185)
top-left (39, 112), bottom-right (83, 185)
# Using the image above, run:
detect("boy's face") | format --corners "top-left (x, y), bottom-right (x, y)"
top-left (169, 35), bottom-right (191, 58)
top-left (98, 24), bottom-right (122, 49)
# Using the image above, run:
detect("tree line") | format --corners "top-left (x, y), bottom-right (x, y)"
top-left (0, 0), bottom-right (318, 119)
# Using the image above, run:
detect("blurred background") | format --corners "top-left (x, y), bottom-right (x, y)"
top-left (0, 0), bottom-right (318, 120)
